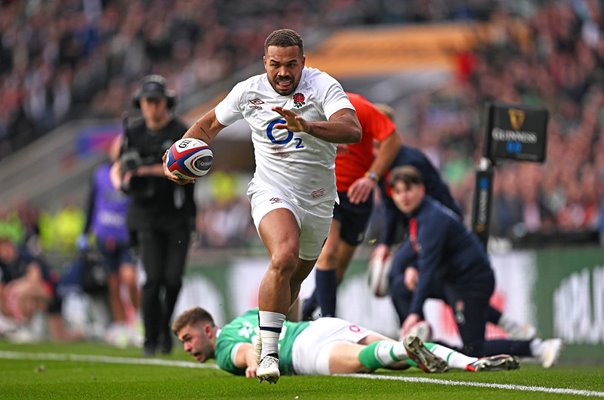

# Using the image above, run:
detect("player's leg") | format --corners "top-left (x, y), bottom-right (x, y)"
top-left (328, 342), bottom-right (371, 373)
top-left (256, 208), bottom-right (300, 383)
top-left (257, 208), bottom-right (300, 314)
top-left (314, 218), bottom-right (341, 317)
top-left (314, 228), bottom-right (359, 318)
top-left (423, 341), bottom-right (519, 372)
top-left (354, 331), bottom-right (443, 372)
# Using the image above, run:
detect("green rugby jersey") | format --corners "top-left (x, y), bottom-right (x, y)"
top-left (215, 309), bottom-right (310, 375)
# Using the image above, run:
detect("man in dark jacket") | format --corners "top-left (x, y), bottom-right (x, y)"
top-left (388, 165), bottom-right (562, 368)
top-left (112, 75), bottom-right (196, 356)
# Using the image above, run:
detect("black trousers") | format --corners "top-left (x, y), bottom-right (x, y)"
top-left (137, 227), bottom-right (191, 349)
top-left (390, 266), bottom-right (532, 358)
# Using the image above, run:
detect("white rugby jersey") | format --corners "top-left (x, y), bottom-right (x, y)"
top-left (215, 67), bottom-right (354, 205)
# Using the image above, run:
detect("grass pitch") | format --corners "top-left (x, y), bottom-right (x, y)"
top-left (0, 341), bottom-right (602, 400)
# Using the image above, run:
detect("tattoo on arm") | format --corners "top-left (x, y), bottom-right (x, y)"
top-left (199, 125), bottom-right (207, 137)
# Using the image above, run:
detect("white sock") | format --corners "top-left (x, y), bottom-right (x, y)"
top-left (378, 341), bottom-right (407, 366)
top-left (258, 311), bottom-right (285, 359)
top-left (427, 343), bottom-right (477, 370)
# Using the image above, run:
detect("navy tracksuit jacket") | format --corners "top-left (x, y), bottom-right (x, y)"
top-left (392, 196), bottom-right (532, 357)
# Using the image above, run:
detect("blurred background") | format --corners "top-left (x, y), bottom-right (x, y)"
top-left (0, 0), bottom-right (602, 361)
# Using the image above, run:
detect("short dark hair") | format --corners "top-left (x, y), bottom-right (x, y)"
top-left (389, 165), bottom-right (424, 188)
top-left (264, 28), bottom-right (304, 54)
top-left (172, 307), bottom-right (215, 335)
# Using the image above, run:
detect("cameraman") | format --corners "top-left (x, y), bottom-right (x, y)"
top-left (111, 75), bottom-right (196, 356)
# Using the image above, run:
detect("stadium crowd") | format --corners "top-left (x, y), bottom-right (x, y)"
top-left (399, 1), bottom-right (604, 240)
top-left (0, 0), bottom-right (504, 160)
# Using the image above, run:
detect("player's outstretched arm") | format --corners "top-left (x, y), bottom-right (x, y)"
top-left (272, 107), bottom-right (361, 144)
top-left (233, 343), bottom-right (259, 378)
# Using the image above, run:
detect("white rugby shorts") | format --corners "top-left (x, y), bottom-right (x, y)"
top-left (292, 317), bottom-right (369, 375)
top-left (247, 181), bottom-right (333, 260)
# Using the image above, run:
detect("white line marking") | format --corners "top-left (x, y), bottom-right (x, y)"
top-left (0, 351), bottom-right (217, 369)
top-left (340, 373), bottom-right (604, 398)
top-left (2, 351), bottom-right (602, 397)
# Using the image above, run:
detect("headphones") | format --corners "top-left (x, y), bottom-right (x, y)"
top-left (132, 74), bottom-right (177, 110)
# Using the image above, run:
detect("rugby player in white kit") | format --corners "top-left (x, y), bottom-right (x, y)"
top-left (163, 28), bottom-right (361, 383)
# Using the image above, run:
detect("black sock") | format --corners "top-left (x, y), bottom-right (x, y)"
top-left (316, 269), bottom-right (337, 317)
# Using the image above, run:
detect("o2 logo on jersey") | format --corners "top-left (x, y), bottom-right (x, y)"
top-left (266, 119), bottom-right (304, 149)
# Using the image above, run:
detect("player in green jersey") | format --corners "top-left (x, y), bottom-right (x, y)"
top-left (172, 307), bottom-right (519, 378)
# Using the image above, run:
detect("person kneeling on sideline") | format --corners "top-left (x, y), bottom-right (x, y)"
top-left (173, 307), bottom-right (519, 379)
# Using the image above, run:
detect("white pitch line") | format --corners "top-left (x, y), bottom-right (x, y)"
top-left (341, 373), bottom-right (604, 398)
top-left (0, 350), bottom-right (217, 369)
top-left (1, 351), bottom-right (602, 398)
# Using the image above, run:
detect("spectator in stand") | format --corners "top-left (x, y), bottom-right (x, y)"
top-left (0, 235), bottom-right (82, 342)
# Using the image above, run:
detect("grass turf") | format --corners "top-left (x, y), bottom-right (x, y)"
top-left (0, 341), bottom-right (602, 400)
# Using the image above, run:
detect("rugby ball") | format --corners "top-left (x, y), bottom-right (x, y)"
top-left (166, 138), bottom-right (213, 179)
top-left (367, 253), bottom-right (393, 297)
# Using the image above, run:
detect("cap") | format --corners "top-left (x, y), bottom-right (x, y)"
top-left (140, 75), bottom-right (170, 99)
top-left (132, 74), bottom-right (176, 109)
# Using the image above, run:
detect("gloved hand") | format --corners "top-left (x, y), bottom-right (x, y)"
top-left (77, 234), bottom-right (89, 251)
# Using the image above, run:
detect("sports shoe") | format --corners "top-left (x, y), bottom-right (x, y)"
top-left (540, 338), bottom-right (563, 368)
top-left (403, 320), bottom-right (433, 342)
top-left (257, 354), bottom-right (280, 384)
top-left (403, 335), bottom-right (448, 373)
top-left (467, 354), bottom-right (520, 372)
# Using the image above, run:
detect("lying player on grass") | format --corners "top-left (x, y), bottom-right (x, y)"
top-left (173, 307), bottom-right (519, 379)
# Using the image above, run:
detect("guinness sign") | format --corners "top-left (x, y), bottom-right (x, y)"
top-left (483, 102), bottom-right (548, 163)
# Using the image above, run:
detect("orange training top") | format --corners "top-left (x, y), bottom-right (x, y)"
top-left (335, 92), bottom-right (396, 192)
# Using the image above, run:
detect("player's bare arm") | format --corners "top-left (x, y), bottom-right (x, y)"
top-left (233, 343), bottom-right (259, 378)
top-left (348, 129), bottom-right (401, 204)
top-left (273, 107), bottom-right (361, 144)
top-left (182, 109), bottom-right (225, 144)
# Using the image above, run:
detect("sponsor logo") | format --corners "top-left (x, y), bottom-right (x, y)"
top-left (311, 188), bottom-right (325, 199)
top-left (508, 108), bottom-right (525, 130)
top-left (476, 177), bottom-right (490, 230)
top-left (178, 139), bottom-right (193, 148)
top-left (491, 127), bottom-right (538, 143)
top-left (248, 98), bottom-right (264, 110)
top-left (269, 197), bottom-right (282, 204)
top-left (293, 92), bottom-right (305, 109)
